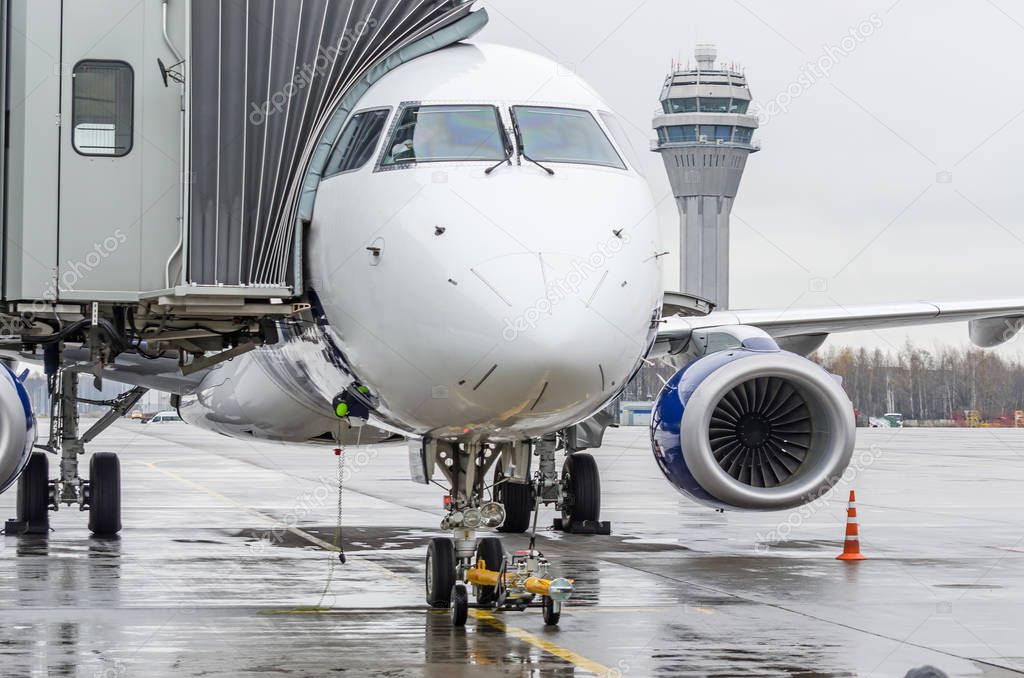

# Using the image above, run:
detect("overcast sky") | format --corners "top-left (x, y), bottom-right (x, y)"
top-left (475, 0), bottom-right (1024, 356)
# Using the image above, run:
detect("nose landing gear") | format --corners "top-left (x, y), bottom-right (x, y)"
top-left (423, 440), bottom-right (575, 627)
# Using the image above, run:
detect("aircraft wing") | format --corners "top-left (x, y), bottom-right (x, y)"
top-left (655, 298), bottom-right (1024, 354)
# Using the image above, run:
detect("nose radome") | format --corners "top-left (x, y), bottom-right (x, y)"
top-left (463, 252), bottom-right (641, 415)
top-left (472, 251), bottom-right (624, 341)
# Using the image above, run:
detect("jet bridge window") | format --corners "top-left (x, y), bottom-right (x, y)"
top-left (512, 106), bottom-right (625, 170)
top-left (380, 105), bottom-right (506, 166)
top-left (325, 108), bottom-right (390, 176)
top-left (72, 60), bottom-right (134, 157)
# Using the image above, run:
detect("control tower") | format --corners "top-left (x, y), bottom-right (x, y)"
top-left (652, 45), bottom-right (759, 310)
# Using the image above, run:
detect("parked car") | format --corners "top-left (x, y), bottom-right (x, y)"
top-left (129, 410), bottom-right (144, 420)
top-left (144, 411), bottom-right (182, 424)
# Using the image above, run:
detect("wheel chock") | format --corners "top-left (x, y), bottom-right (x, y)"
top-left (552, 518), bottom-right (611, 535)
top-left (3, 519), bottom-right (27, 535)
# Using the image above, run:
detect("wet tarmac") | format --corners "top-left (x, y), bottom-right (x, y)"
top-left (1, 422), bottom-right (1023, 677)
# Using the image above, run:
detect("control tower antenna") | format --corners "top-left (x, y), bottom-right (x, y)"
top-left (652, 44), bottom-right (759, 310)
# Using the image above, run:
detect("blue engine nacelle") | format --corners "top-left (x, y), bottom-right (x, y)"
top-left (651, 344), bottom-right (855, 511)
top-left (0, 363), bottom-right (38, 495)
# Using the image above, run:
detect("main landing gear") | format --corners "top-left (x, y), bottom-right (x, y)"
top-left (493, 434), bottom-right (610, 536)
top-left (421, 440), bottom-right (575, 627)
top-left (10, 368), bottom-right (140, 537)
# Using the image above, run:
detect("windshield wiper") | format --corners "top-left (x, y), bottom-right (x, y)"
top-left (485, 122), bottom-right (516, 175)
top-left (485, 146), bottom-right (513, 175)
top-left (511, 108), bottom-right (555, 176)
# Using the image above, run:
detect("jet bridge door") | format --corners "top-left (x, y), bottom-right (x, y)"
top-left (56, 0), bottom-right (182, 302)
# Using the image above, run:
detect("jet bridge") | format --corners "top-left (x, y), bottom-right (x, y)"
top-left (1, 0), bottom-right (485, 338)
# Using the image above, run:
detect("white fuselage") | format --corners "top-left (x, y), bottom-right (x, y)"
top-left (183, 43), bottom-right (664, 444)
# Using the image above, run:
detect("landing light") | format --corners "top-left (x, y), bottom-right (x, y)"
top-left (480, 501), bottom-right (506, 528)
top-left (463, 507), bottom-right (483, 529)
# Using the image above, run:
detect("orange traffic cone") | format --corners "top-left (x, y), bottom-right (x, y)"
top-left (836, 490), bottom-right (867, 561)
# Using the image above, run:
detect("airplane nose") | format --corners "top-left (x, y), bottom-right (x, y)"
top-left (448, 248), bottom-right (656, 433)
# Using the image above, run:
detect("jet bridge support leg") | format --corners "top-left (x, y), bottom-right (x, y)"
top-left (42, 367), bottom-right (143, 535)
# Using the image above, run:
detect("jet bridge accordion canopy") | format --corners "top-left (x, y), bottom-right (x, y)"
top-left (187, 0), bottom-right (484, 291)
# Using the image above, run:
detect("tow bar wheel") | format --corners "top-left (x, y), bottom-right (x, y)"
top-left (474, 537), bottom-right (504, 606)
top-left (450, 583), bottom-right (469, 626)
top-left (543, 595), bottom-right (561, 626)
top-left (425, 537), bottom-right (456, 608)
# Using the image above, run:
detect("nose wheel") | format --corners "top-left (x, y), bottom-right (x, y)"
top-left (425, 537), bottom-right (457, 608)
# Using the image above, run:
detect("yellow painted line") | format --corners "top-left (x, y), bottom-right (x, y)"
top-left (142, 460), bottom-right (409, 585)
top-left (469, 609), bottom-right (613, 677)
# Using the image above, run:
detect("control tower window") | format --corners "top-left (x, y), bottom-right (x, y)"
top-left (381, 105), bottom-right (506, 166)
top-left (665, 125), bottom-right (697, 143)
top-left (325, 108), bottom-right (390, 176)
top-left (512, 106), bottom-right (625, 170)
top-left (72, 60), bottom-right (134, 157)
top-left (667, 98), bottom-right (698, 113)
top-left (734, 127), bottom-right (754, 144)
top-left (730, 100), bottom-right (750, 114)
top-left (698, 98), bottom-right (731, 113)
top-left (715, 126), bottom-right (733, 142)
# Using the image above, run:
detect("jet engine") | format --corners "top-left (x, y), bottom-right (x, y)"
top-left (651, 336), bottom-right (854, 511)
top-left (0, 363), bottom-right (38, 495)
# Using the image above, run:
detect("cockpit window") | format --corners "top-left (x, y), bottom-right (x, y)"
top-left (599, 111), bottom-right (645, 177)
top-left (512, 106), bottom-right (626, 170)
top-left (380, 104), bottom-right (506, 166)
top-left (325, 108), bottom-right (390, 176)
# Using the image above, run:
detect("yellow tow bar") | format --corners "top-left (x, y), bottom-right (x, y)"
top-left (467, 560), bottom-right (574, 600)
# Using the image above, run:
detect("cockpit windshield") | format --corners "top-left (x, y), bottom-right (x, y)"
top-left (380, 105), bottom-right (506, 166)
top-left (512, 106), bottom-right (626, 170)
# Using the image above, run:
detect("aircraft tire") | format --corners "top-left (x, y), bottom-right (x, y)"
top-left (88, 453), bottom-right (122, 536)
top-left (561, 453), bottom-right (600, 524)
top-left (425, 537), bottom-right (456, 607)
top-left (17, 452), bottom-right (50, 533)
top-left (494, 477), bottom-right (533, 534)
